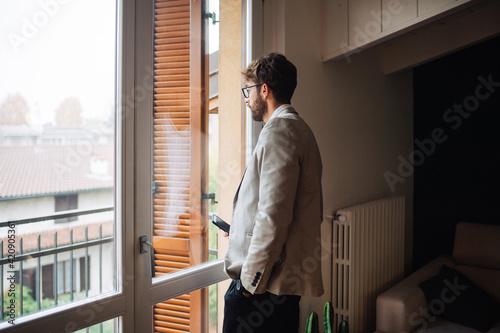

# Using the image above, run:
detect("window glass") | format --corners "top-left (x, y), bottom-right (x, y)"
top-left (149, 0), bottom-right (223, 331)
top-left (153, 281), bottom-right (225, 332)
top-left (74, 317), bottom-right (121, 333)
top-left (0, 0), bottom-right (117, 324)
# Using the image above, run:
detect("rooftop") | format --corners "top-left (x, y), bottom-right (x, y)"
top-left (0, 144), bottom-right (113, 200)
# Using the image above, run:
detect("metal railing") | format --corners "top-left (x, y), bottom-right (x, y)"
top-left (0, 207), bottom-right (114, 326)
top-left (1, 206), bottom-right (221, 331)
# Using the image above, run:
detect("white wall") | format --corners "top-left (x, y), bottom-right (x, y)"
top-left (0, 189), bottom-right (113, 235)
top-left (0, 196), bottom-right (54, 222)
top-left (79, 189), bottom-right (114, 224)
top-left (259, 0), bottom-right (414, 328)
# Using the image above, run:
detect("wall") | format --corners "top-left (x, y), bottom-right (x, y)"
top-left (273, 1), bottom-right (500, 330)
top-left (413, 35), bottom-right (500, 269)
top-left (78, 189), bottom-right (114, 224)
top-left (0, 196), bottom-right (54, 223)
top-left (218, 0), bottom-right (244, 327)
top-left (262, 0), bottom-right (414, 328)
top-left (0, 189), bottom-right (113, 235)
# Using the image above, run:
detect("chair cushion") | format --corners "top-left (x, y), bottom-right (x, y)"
top-left (419, 265), bottom-right (500, 333)
top-left (454, 265), bottom-right (500, 302)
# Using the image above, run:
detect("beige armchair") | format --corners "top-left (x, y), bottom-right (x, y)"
top-left (376, 222), bottom-right (500, 333)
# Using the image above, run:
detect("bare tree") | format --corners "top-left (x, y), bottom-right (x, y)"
top-left (55, 97), bottom-right (83, 126)
top-left (0, 92), bottom-right (30, 125)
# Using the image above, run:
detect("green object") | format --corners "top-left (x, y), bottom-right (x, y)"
top-left (337, 320), bottom-right (349, 333)
top-left (305, 311), bottom-right (320, 333)
top-left (323, 301), bottom-right (334, 333)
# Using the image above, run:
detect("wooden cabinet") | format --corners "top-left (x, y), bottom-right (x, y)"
top-left (322, 0), bottom-right (473, 62)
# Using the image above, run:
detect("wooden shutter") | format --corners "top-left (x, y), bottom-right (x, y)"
top-left (152, 0), bottom-right (208, 332)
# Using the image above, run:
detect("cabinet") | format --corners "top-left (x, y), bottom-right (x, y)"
top-left (322, 0), bottom-right (474, 62)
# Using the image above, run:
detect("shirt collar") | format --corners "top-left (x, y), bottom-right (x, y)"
top-left (268, 104), bottom-right (292, 121)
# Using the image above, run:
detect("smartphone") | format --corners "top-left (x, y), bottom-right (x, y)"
top-left (212, 214), bottom-right (230, 233)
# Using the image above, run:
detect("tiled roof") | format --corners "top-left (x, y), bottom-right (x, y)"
top-left (0, 144), bottom-right (113, 199)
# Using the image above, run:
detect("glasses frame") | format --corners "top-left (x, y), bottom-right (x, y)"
top-left (241, 83), bottom-right (263, 98)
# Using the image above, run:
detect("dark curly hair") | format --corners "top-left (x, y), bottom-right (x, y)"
top-left (242, 53), bottom-right (297, 104)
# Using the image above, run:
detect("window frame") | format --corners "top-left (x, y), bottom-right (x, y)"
top-left (133, 0), bottom-right (228, 331)
top-left (0, 0), bottom-right (136, 331)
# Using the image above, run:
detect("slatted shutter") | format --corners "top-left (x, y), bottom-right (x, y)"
top-left (152, 0), bottom-right (208, 332)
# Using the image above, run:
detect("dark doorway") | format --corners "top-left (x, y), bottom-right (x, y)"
top-left (412, 35), bottom-right (500, 270)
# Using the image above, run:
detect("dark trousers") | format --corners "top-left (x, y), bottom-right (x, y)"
top-left (223, 279), bottom-right (301, 333)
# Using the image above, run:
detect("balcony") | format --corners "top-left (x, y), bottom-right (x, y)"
top-left (1, 207), bottom-right (114, 328)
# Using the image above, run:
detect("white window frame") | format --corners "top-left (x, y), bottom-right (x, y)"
top-left (1, 0), bottom-right (136, 331)
top-left (132, 0), bottom-right (228, 331)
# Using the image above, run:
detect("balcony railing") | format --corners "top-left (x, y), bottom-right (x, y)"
top-left (1, 207), bottom-right (222, 332)
top-left (0, 207), bottom-right (114, 326)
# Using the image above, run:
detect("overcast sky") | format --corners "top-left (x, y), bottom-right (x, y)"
top-left (0, 0), bottom-right (116, 125)
top-left (0, 0), bottom-right (219, 126)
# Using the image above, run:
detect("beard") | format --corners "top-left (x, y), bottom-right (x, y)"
top-left (250, 94), bottom-right (267, 122)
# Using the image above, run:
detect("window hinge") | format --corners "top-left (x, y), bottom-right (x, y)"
top-left (203, 11), bottom-right (219, 25)
top-left (152, 181), bottom-right (157, 196)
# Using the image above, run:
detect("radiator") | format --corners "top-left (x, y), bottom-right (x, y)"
top-left (332, 196), bottom-right (405, 333)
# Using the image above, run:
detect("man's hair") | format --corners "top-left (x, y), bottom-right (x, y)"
top-left (243, 53), bottom-right (297, 104)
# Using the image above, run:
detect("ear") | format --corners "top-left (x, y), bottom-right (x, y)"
top-left (260, 83), bottom-right (270, 99)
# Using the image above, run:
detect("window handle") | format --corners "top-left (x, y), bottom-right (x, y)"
top-left (202, 192), bottom-right (217, 205)
top-left (140, 236), bottom-right (156, 278)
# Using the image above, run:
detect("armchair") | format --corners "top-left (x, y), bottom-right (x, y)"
top-left (376, 222), bottom-right (500, 333)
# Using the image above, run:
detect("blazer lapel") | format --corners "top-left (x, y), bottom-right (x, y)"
top-left (232, 167), bottom-right (247, 209)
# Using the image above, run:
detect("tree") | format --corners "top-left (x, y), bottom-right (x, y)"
top-left (0, 92), bottom-right (30, 125)
top-left (55, 97), bottom-right (83, 126)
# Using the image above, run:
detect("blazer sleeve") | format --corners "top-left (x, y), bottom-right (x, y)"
top-left (240, 119), bottom-right (301, 294)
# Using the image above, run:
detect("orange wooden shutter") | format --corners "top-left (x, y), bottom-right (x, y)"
top-left (152, 0), bottom-right (208, 332)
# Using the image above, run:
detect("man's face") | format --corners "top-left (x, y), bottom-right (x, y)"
top-left (245, 82), bottom-right (267, 122)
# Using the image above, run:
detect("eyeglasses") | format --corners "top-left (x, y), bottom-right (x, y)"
top-left (241, 84), bottom-right (263, 98)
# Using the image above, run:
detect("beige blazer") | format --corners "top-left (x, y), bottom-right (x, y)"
top-left (224, 105), bottom-right (324, 296)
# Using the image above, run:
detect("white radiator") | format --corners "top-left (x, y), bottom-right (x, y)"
top-left (332, 196), bottom-right (405, 333)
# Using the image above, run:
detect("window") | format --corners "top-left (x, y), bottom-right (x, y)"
top-left (1, 0), bottom-right (246, 331)
top-left (57, 260), bottom-right (78, 295)
top-left (0, 0), bottom-right (121, 330)
top-left (41, 264), bottom-right (54, 299)
top-left (54, 194), bottom-right (78, 223)
top-left (14, 269), bottom-right (37, 299)
top-left (132, 0), bottom-right (237, 332)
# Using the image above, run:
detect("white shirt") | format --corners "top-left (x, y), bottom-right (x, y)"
top-left (268, 104), bottom-right (292, 122)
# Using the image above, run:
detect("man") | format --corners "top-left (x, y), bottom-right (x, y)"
top-left (222, 53), bottom-right (324, 332)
